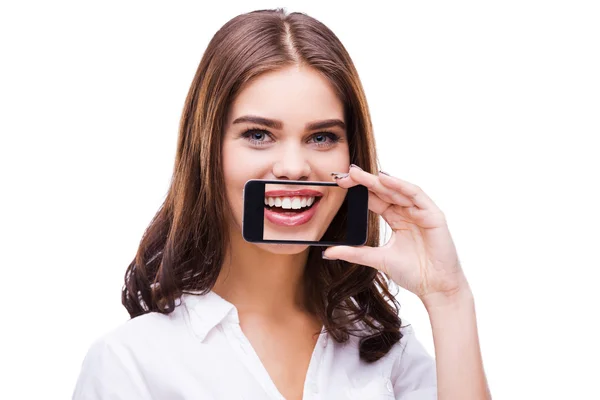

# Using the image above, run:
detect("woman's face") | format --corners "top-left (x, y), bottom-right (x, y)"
top-left (222, 65), bottom-right (350, 254)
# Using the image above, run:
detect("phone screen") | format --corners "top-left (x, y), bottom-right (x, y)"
top-left (243, 180), bottom-right (368, 246)
top-left (262, 183), bottom-right (348, 242)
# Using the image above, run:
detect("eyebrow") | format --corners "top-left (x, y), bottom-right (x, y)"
top-left (232, 115), bottom-right (346, 131)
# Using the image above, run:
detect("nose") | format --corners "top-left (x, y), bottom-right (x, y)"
top-left (272, 145), bottom-right (311, 180)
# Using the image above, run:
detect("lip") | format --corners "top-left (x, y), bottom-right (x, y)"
top-left (264, 198), bottom-right (320, 227)
top-left (263, 188), bottom-right (322, 227)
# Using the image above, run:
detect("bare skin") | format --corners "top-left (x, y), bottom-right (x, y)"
top-left (216, 64), bottom-right (490, 399)
top-left (215, 64), bottom-right (349, 399)
top-left (214, 235), bottom-right (322, 400)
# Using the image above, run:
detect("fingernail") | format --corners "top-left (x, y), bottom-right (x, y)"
top-left (322, 251), bottom-right (337, 260)
top-left (378, 170), bottom-right (390, 176)
top-left (331, 172), bottom-right (349, 180)
top-left (350, 164), bottom-right (362, 170)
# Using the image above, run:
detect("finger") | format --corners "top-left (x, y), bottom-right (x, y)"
top-left (322, 245), bottom-right (390, 274)
top-left (333, 173), bottom-right (394, 215)
top-left (330, 171), bottom-right (359, 188)
top-left (378, 172), bottom-right (439, 211)
top-left (368, 190), bottom-right (392, 215)
top-left (335, 167), bottom-right (414, 207)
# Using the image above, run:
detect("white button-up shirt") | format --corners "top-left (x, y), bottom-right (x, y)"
top-left (73, 291), bottom-right (437, 399)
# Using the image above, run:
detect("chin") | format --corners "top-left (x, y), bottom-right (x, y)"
top-left (253, 242), bottom-right (311, 255)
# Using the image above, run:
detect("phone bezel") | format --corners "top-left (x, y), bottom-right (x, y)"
top-left (242, 179), bottom-right (368, 246)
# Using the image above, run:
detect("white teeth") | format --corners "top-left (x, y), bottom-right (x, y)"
top-left (264, 196), bottom-right (317, 209)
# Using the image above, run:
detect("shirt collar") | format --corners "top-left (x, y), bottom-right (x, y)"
top-left (180, 291), bottom-right (238, 342)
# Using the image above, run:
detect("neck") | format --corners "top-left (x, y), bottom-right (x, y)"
top-left (213, 230), bottom-right (311, 317)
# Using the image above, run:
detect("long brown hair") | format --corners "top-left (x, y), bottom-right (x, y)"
top-left (122, 8), bottom-right (402, 362)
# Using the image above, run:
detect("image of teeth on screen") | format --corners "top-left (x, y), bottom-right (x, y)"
top-left (263, 183), bottom-right (348, 242)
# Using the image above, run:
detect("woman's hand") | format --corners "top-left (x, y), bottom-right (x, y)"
top-left (323, 165), bottom-right (471, 308)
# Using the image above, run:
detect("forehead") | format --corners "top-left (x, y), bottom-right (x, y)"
top-left (227, 66), bottom-right (344, 126)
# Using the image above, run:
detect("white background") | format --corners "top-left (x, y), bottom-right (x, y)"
top-left (1, 1), bottom-right (598, 399)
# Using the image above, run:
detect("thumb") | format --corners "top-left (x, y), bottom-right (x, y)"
top-left (322, 245), bottom-right (384, 271)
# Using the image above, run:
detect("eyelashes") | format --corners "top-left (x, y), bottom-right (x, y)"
top-left (240, 127), bottom-right (342, 148)
top-left (240, 128), bottom-right (273, 146)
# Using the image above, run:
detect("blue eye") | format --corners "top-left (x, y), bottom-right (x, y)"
top-left (241, 128), bottom-right (341, 148)
top-left (309, 132), bottom-right (340, 147)
top-left (241, 128), bottom-right (273, 147)
top-left (251, 132), bottom-right (265, 140)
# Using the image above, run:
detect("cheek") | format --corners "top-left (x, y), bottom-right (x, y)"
top-left (312, 145), bottom-right (350, 176)
top-left (222, 144), bottom-right (273, 221)
top-left (223, 141), bottom-right (274, 180)
top-left (223, 144), bottom-right (249, 183)
top-left (222, 144), bottom-right (248, 223)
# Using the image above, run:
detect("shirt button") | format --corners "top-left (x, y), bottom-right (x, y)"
top-left (386, 379), bottom-right (394, 393)
top-left (322, 336), bottom-right (328, 348)
top-left (310, 382), bottom-right (319, 393)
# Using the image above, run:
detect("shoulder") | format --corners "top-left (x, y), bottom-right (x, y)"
top-left (339, 321), bottom-right (431, 362)
top-left (96, 298), bottom-right (198, 347)
top-left (72, 316), bottom-right (162, 400)
top-left (346, 323), bottom-right (434, 370)
top-left (77, 311), bottom-right (177, 363)
top-left (323, 323), bottom-right (437, 398)
top-left (105, 308), bottom-right (189, 344)
top-left (72, 307), bottom-right (195, 399)
top-left (396, 323), bottom-right (431, 357)
top-left (389, 324), bottom-right (438, 398)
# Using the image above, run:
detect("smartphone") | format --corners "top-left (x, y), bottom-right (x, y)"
top-left (242, 179), bottom-right (368, 246)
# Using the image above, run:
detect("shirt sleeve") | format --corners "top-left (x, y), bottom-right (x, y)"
top-left (72, 337), bottom-right (152, 400)
top-left (392, 324), bottom-right (438, 400)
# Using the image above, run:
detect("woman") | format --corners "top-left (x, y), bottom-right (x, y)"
top-left (73, 9), bottom-right (490, 400)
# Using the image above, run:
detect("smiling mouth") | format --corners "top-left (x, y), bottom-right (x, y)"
top-left (264, 195), bottom-right (321, 212)
top-left (263, 191), bottom-right (323, 226)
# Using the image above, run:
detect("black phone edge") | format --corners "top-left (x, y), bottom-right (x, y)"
top-left (242, 179), bottom-right (368, 246)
